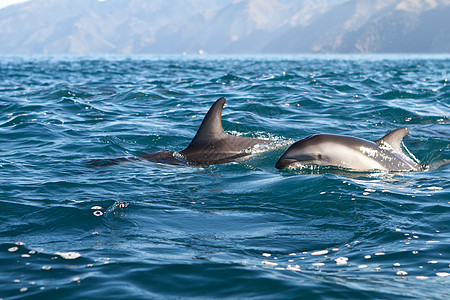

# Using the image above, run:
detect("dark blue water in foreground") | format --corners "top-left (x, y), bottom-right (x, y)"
top-left (0, 55), bottom-right (449, 299)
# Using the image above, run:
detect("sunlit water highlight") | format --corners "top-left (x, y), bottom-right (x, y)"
top-left (0, 55), bottom-right (449, 299)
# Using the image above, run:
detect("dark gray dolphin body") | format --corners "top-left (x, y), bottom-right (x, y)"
top-left (90, 97), bottom-right (273, 167)
top-left (175, 97), bottom-right (272, 165)
top-left (276, 128), bottom-right (419, 171)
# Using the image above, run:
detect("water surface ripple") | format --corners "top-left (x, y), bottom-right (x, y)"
top-left (0, 55), bottom-right (449, 299)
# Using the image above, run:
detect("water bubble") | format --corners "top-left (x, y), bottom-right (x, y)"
top-left (93, 211), bottom-right (103, 217)
top-left (262, 253), bottom-right (271, 257)
top-left (91, 206), bottom-right (103, 210)
top-left (436, 272), bottom-right (449, 277)
top-left (311, 250), bottom-right (328, 256)
top-left (8, 247), bottom-right (18, 252)
top-left (396, 271), bottom-right (408, 276)
top-left (42, 266), bottom-right (51, 270)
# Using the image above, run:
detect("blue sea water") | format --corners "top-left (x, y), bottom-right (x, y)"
top-left (0, 54), bottom-right (449, 299)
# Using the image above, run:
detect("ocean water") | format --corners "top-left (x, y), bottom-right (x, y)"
top-left (0, 54), bottom-right (449, 299)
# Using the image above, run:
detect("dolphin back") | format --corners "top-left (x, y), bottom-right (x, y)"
top-left (180, 97), bottom-right (272, 165)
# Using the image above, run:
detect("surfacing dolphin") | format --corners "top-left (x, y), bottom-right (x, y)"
top-left (90, 97), bottom-right (273, 167)
top-left (275, 128), bottom-right (419, 171)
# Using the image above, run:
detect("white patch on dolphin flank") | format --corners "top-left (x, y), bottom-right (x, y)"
top-left (359, 146), bottom-right (378, 157)
top-left (377, 140), bottom-right (394, 152)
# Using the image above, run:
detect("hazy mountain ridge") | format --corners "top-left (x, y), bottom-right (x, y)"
top-left (0, 0), bottom-right (449, 54)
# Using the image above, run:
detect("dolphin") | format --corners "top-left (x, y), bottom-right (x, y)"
top-left (90, 97), bottom-right (273, 167)
top-left (275, 128), bottom-right (419, 171)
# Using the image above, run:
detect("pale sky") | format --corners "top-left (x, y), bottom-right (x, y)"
top-left (0, 0), bottom-right (30, 9)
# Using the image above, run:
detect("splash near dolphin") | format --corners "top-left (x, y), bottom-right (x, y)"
top-left (89, 97), bottom-right (273, 167)
top-left (275, 128), bottom-right (420, 171)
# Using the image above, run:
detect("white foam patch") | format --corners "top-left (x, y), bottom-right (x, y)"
top-left (55, 251), bottom-right (81, 260)
top-left (335, 257), bottom-right (349, 265)
top-left (312, 262), bottom-right (325, 267)
top-left (262, 260), bottom-right (278, 266)
top-left (286, 265), bottom-right (301, 271)
top-left (358, 264), bottom-right (368, 269)
top-left (427, 186), bottom-right (443, 191)
top-left (311, 250), bottom-right (328, 256)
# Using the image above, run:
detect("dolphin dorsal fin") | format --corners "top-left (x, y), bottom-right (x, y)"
top-left (187, 97), bottom-right (227, 146)
top-left (375, 128), bottom-right (409, 153)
